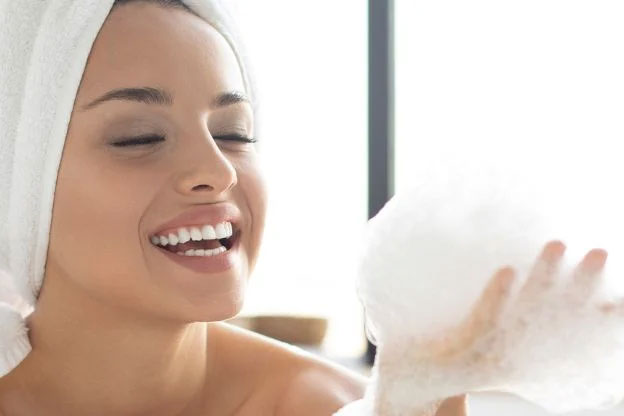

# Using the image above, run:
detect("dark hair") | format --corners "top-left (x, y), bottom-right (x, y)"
top-left (113, 0), bottom-right (194, 14)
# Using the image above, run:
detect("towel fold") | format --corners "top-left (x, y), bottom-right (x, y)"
top-left (0, 0), bottom-right (257, 378)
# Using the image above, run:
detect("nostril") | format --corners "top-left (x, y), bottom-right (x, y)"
top-left (192, 184), bottom-right (213, 191)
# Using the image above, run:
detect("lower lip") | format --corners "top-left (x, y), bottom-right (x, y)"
top-left (152, 233), bottom-right (241, 274)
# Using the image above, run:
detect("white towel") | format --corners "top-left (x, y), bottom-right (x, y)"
top-left (0, 0), bottom-right (257, 377)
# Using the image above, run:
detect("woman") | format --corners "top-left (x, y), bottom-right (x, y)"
top-left (0, 1), bottom-right (608, 415)
top-left (0, 0), bottom-right (371, 414)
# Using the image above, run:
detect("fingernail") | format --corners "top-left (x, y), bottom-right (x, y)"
top-left (545, 241), bottom-right (566, 261)
top-left (586, 251), bottom-right (608, 272)
top-left (501, 271), bottom-right (515, 291)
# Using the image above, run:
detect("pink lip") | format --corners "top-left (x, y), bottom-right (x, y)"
top-left (150, 203), bottom-right (242, 237)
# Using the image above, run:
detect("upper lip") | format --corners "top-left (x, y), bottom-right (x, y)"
top-left (150, 203), bottom-right (242, 237)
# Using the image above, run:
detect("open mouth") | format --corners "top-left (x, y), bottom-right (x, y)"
top-left (152, 229), bottom-right (240, 255)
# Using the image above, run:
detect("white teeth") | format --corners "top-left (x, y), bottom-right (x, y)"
top-left (168, 233), bottom-right (179, 246)
top-left (179, 246), bottom-right (227, 256)
top-left (178, 228), bottom-right (191, 244)
top-left (151, 221), bottom-right (234, 247)
top-left (201, 224), bottom-right (217, 240)
top-left (214, 223), bottom-right (226, 239)
top-left (190, 227), bottom-right (203, 241)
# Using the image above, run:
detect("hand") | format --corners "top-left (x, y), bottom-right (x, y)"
top-left (419, 240), bottom-right (607, 366)
top-left (372, 240), bottom-right (611, 415)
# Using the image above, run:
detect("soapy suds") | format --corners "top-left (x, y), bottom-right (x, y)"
top-left (335, 162), bottom-right (624, 415)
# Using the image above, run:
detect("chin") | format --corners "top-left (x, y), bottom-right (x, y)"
top-left (184, 292), bottom-right (246, 323)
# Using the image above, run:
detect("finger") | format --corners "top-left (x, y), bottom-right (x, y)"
top-left (427, 267), bottom-right (516, 361)
top-left (518, 240), bottom-right (566, 303)
top-left (465, 266), bottom-right (516, 337)
top-left (434, 395), bottom-right (467, 416)
top-left (599, 298), bottom-right (624, 315)
top-left (578, 249), bottom-right (608, 276)
top-left (566, 248), bottom-right (608, 305)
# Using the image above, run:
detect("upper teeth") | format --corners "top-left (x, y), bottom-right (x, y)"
top-left (150, 221), bottom-right (233, 246)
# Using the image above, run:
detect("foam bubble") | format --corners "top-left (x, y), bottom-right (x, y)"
top-left (353, 161), bottom-right (624, 415)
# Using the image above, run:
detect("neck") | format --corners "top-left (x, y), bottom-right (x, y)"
top-left (3, 274), bottom-right (215, 416)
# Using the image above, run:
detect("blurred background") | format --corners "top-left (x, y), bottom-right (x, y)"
top-left (225, 1), bottom-right (624, 414)
top-left (227, 0), bottom-right (369, 365)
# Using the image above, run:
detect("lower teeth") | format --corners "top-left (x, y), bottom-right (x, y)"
top-left (175, 247), bottom-right (227, 256)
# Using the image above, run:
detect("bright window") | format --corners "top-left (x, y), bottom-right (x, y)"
top-left (395, 1), bottom-right (624, 413)
top-left (395, 0), bottom-right (624, 194)
top-left (229, 0), bottom-right (368, 358)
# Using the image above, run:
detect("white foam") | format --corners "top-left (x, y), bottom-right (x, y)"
top-left (351, 161), bottom-right (624, 415)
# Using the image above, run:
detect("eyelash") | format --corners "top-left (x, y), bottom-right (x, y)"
top-left (111, 134), bottom-right (257, 147)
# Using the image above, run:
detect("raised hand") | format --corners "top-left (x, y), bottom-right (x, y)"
top-left (372, 240), bottom-right (612, 416)
top-left (420, 241), bottom-right (607, 366)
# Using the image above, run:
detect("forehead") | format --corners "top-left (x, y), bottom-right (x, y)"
top-left (76, 3), bottom-right (246, 108)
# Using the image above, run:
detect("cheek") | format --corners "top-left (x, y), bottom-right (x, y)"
top-left (48, 147), bottom-right (156, 294)
top-left (236, 158), bottom-right (268, 270)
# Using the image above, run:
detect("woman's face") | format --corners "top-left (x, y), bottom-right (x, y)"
top-left (45, 2), bottom-right (267, 323)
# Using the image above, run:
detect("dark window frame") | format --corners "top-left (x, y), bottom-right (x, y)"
top-left (366, 0), bottom-right (395, 365)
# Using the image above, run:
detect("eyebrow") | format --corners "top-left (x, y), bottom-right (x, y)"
top-left (79, 87), bottom-right (250, 111)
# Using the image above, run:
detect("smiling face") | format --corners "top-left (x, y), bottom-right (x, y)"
top-left (44, 2), bottom-right (267, 323)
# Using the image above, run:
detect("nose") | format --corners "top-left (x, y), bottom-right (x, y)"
top-left (174, 133), bottom-right (237, 197)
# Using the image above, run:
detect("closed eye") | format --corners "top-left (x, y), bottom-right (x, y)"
top-left (110, 134), bottom-right (257, 147)
top-left (110, 134), bottom-right (165, 147)
top-left (214, 134), bottom-right (257, 144)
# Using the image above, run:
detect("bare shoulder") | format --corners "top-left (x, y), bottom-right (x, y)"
top-left (273, 352), bottom-right (368, 416)
top-left (211, 322), bottom-right (368, 416)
